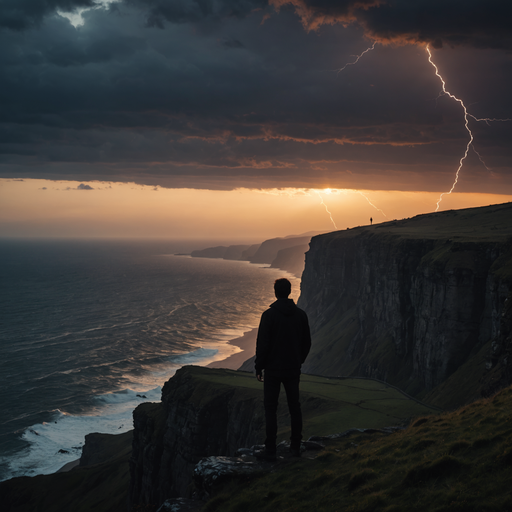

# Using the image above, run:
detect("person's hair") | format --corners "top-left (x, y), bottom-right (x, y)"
top-left (274, 278), bottom-right (291, 298)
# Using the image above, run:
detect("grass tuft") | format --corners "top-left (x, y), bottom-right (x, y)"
top-left (348, 469), bottom-right (376, 491)
top-left (403, 455), bottom-right (464, 486)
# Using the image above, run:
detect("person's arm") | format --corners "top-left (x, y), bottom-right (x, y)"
top-left (301, 313), bottom-right (312, 364)
top-left (255, 311), bottom-right (272, 380)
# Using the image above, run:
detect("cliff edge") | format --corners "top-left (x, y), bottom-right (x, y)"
top-left (299, 202), bottom-right (512, 408)
top-left (128, 366), bottom-right (436, 509)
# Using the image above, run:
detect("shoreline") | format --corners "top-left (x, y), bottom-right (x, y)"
top-left (56, 329), bottom-right (258, 474)
top-left (206, 328), bottom-right (257, 371)
top-left (57, 460), bottom-right (80, 473)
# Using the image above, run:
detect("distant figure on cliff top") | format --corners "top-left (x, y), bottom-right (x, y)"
top-left (254, 278), bottom-right (311, 460)
top-left (370, 217), bottom-right (373, 225)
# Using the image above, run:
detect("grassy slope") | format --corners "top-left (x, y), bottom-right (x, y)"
top-left (204, 383), bottom-right (512, 512)
top-left (194, 367), bottom-right (438, 440)
top-left (370, 201), bottom-right (512, 243)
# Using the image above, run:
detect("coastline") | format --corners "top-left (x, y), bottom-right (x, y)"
top-left (56, 329), bottom-right (258, 474)
top-left (57, 460), bottom-right (80, 473)
top-left (206, 328), bottom-right (257, 371)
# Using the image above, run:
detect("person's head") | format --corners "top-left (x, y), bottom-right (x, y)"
top-left (274, 278), bottom-right (291, 299)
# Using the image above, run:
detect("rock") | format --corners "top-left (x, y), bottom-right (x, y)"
top-left (301, 440), bottom-right (325, 450)
top-left (194, 456), bottom-right (266, 498)
top-left (129, 367), bottom-right (265, 508)
top-left (80, 431), bottom-right (133, 467)
top-left (156, 498), bottom-right (204, 512)
top-left (234, 447), bottom-right (253, 456)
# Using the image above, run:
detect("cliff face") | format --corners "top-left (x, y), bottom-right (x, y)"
top-left (270, 243), bottom-right (309, 277)
top-left (129, 367), bottom-right (265, 507)
top-left (250, 236), bottom-right (311, 264)
top-left (299, 203), bottom-right (512, 403)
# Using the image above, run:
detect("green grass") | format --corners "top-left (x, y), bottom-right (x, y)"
top-left (203, 384), bottom-right (512, 512)
top-left (368, 202), bottom-right (512, 243)
top-left (189, 367), bottom-right (438, 439)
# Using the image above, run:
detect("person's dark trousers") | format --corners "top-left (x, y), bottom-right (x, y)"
top-left (263, 369), bottom-right (302, 452)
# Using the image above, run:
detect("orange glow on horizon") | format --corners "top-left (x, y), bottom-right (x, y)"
top-left (1, 179), bottom-right (512, 240)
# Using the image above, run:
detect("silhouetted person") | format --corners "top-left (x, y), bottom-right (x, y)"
top-left (370, 217), bottom-right (373, 225)
top-left (255, 278), bottom-right (311, 459)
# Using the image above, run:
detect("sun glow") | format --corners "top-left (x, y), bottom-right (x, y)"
top-left (2, 180), bottom-right (512, 240)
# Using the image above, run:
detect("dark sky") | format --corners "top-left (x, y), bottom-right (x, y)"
top-left (1, 0), bottom-right (511, 193)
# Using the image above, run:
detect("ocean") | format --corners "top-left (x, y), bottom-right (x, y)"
top-left (0, 238), bottom-right (298, 481)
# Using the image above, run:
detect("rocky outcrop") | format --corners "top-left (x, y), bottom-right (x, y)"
top-left (129, 366), bottom-right (265, 508)
top-left (79, 431), bottom-right (133, 467)
top-left (193, 456), bottom-right (266, 498)
top-left (270, 243), bottom-right (309, 277)
top-left (190, 245), bottom-right (251, 260)
top-left (299, 203), bottom-right (512, 404)
top-left (249, 236), bottom-right (311, 264)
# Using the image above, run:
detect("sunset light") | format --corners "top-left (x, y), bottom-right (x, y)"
top-left (3, 180), bottom-right (512, 239)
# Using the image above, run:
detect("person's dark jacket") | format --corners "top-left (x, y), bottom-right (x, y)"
top-left (255, 298), bottom-right (311, 375)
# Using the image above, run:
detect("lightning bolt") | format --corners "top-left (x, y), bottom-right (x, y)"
top-left (468, 115), bottom-right (512, 125)
top-left (336, 42), bottom-right (377, 74)
top-left (336, 41), bottom-right (510, 212)
top-left (426, 45), bottom-right (511, 211)
top-left (472, 145), bottom-right (495, 177)
top-left (357, 191), bottom-right (388, 218)
top-left (426, 45), bottom-right (476, 211)
top-left (316, 191), bottom-right (338, 230)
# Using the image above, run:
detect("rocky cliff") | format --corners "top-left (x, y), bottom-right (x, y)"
top-left (269, 243), bottom-right (309, 277)
top-left (129, 366), bottom-right (265, 508)
top-left (128, 366), bottom-right (436, 509)
top-left (299, 202), bottom-right (512, 406)
top-left (190, 234), bottom-right (320, 277)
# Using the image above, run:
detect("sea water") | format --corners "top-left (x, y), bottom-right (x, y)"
top-left (0, 238), bottom-right (299, 481)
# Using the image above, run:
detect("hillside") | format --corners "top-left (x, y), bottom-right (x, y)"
top-left (205, 382), bottom-right (512, 512)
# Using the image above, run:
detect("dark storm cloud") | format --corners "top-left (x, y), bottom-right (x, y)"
top-left (0, 0), bottom-right (96, 30)
top-left (0, 0), bottom-right (511, 192)
top-left (125, 0), bottom-right (268, 27)
top-left (271, 0), bottom-right (512, 49)
top-left (221, 38), bottom-right (245, 48)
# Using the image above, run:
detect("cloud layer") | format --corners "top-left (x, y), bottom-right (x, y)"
top-left (271, 0), bottom-right (512, 49)
top-left (0, 0), bottom-right (511, 192)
